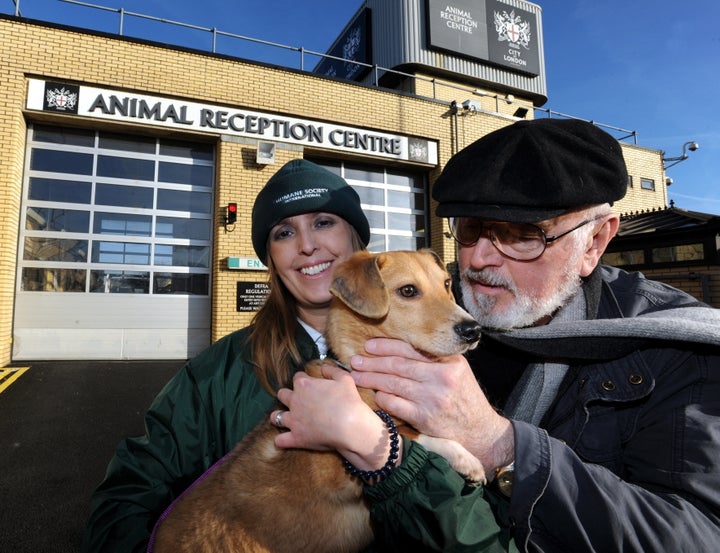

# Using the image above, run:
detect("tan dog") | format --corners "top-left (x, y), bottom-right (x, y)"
top-left (153, 249), bottom-right (484, 553)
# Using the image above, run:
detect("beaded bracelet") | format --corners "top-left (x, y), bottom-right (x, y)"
top-left (342, 409), bottom-right (400, 484)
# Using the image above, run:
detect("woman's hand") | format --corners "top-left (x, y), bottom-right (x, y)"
top-left (272, 363), bottom-right (397, 471)
top-left (350, 338), bottom-right (514, 472)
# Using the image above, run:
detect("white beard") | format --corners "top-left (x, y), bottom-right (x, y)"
top-left (459, 261), bottom-right (583, 330)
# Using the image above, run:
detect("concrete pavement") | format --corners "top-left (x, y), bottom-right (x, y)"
top-left (0, 360), bottom-right (184, 552)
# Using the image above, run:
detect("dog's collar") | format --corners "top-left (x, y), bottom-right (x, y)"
top-left (326, 351), bottom-right (352, 373)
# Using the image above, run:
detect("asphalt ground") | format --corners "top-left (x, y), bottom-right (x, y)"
top-left (0, 360), bottom-right (185, 553)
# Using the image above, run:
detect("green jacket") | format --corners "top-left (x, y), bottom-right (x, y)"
top-left (366, 442), bottom-right (516, 552)
top-left (81, 326), bottom-right (305, 552)
top-left (81, 325), bottom-right (512, 553)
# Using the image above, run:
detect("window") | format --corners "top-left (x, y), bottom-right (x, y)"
top-left (19, 124), bottom-right (214, 295)
top-left (604, 242), bottom-right (707, 267)
top-left (652, 244), bottom-right (704, 263)
top-left (641, 178), bottom-right (655, 191)
top-left (602, 250), bottom-right (645, 266)
top-left (627, 175), bottom-right (633, 188)
top-left (316, 160), bottom-right (427, 251)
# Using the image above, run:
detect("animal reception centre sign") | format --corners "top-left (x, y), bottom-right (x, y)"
top-left (427, 0), bottom-right (540, 76)
top-left (26, 79), bottom-right (438, 164)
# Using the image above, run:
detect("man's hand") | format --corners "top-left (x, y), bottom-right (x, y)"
top-left (350, 338), bottom-right (514, 472)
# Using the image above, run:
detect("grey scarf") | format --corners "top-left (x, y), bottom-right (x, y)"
top-left (494, 301), bottom-right (720, 424)
top-left (502, 290), bottom-right (586, 425)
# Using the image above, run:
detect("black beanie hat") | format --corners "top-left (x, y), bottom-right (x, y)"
top-left (433, 118), bottom-right (628, 223)
top-left (251, 159), bottom-right (370, 263)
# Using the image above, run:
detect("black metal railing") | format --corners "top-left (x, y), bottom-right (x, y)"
top-left (5, 0), bottom-right (638, 144)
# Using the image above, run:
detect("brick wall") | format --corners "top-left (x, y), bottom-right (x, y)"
top-left (615, 144), bottom-right (668, 215)
top-left (0, 16), bottom-right (673, 364)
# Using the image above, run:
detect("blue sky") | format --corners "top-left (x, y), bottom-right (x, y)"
top-left (6, 0), bottom-right (720, 214)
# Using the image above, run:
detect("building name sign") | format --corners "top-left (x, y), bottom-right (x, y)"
top-left (26, 79), bottom-right (437, 165)
top-left (427, 0), bottom-right (540, 76)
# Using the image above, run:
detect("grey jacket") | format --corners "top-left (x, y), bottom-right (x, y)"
top-left (367, 266), bottom-right (720, 552)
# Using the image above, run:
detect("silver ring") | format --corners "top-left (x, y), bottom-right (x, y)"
top-left (274, 411), bottom-right (285, 428)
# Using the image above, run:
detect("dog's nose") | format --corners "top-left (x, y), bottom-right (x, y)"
top-left (455, 320), bottom-right (481, 344)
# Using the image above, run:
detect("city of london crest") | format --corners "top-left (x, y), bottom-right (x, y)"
top-left (46, 86), bottom-right (78, 111)
top-left (494, 10), bottom-right (531, 49)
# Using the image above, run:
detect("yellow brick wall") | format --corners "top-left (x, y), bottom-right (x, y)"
top-left (615, 144), bottom-right (667, 215)
top-left (411, 73), bottom-right (535, 119)
top-left (0, 16), bottom-right (677, 364)
top-left (0, 51), bottom-right (28, 365)
top-left (211, 141), bottom-right (305, 338)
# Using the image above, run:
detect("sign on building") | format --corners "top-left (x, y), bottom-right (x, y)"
top-left (427, 0), bottom-right (540, 76)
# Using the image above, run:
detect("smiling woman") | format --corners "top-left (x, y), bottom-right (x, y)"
top-left (248, 159), bottom-right (370, 389)
top-left (81, 159), bottom-right (372, 552)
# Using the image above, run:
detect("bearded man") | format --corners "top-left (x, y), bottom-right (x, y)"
top-left (277, 119), bottom-right (720, 552)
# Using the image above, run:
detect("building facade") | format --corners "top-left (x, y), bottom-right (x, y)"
top-left (0, 3), bottom-right (669, 364)
top-left (604, 206), bottom-right (720, 307)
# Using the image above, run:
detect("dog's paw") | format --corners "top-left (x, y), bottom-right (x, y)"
top-left (416, 434), bottom-right (487, 486)
top-left (459, 460), bottom-right (487, 487)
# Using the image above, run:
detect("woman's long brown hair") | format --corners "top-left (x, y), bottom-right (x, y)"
top-left (246, 228), bottom-right (366, 394)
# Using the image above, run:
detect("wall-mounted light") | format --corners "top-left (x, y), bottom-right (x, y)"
top-left (224, 202), bottom-right (237, 230)
top-left (256, 141), bottom-right (276, 165)
top-left (662, 141), bottom-right (699, 170)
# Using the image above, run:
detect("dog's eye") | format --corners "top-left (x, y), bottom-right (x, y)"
top-left (444, 279), bottom-right (451, 291)
top-left (398, 285), bottom-right (418, 298)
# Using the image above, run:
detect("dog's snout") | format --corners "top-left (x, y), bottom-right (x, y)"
top-left (455, 320), bottom-right (481, 344)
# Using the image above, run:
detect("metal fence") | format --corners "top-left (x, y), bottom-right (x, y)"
top-left (6, 0), bottom-right (638, 143)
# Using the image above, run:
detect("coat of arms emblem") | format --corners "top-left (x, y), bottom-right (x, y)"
top-left (343, 26), bottom-right (363, 78)
top-left (494, 10), bottom-right (531, 49)
top-left (46, 86), bottom-right (78, 111)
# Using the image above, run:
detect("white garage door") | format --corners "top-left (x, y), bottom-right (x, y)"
top-left (13, 124), bottom-right (214, 360)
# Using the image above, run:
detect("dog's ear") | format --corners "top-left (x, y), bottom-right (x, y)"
top-left (419, 248), bottom-right (446, 271)
top-left (329, 252), bottom-right (390, 319)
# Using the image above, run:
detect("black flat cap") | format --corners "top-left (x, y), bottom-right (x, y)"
top-left (433, 119), bottom-right (628, 223)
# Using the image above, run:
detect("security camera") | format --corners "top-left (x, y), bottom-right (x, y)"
top-left (688, 142), bottom-right (699, 152)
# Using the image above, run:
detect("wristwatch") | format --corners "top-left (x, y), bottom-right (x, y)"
top-left (494, 461), bottom-right (515, 497)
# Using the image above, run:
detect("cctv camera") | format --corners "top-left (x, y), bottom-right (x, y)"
top-left (688, 142), bottom-right (699, 151)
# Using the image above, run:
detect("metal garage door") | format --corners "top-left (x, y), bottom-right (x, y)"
top-left (13, 124), bottom-right (214, 360)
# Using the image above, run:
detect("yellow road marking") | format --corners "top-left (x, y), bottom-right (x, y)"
top-left (0, 367), bottom-right (30, 394)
